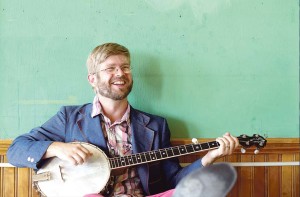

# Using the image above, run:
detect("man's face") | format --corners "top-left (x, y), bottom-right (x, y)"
top-left (91, 54), bottom-right (133, 100)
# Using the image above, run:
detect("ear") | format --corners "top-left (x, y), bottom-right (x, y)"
top-left (87, 74), bottom-right (97, 88)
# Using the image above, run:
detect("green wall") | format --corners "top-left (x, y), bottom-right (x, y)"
top-left (0, 0), bottom-right (299, 139)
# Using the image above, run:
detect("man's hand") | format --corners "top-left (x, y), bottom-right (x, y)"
top-left (201, 132), bottom-right (239, 166)
top-left (43, 142), bottom-right (93, 165)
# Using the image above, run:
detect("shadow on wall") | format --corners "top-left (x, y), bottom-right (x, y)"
top-left (167, 116), bottom-right (190, 138)
top-left (129, 52), bottom-right (163, 112)
top-left (129, 52), bottom-right (191, 137)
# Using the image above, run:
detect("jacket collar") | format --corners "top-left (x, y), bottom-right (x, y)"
top-left (76, 104), bottom-right (109, 154)
top-left (76, 104), bottom-right (155, 155)
top-left (130, 107), bottom-right (154, 154)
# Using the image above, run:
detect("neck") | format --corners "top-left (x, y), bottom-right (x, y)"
top-left (97, 94), bottom-right (129, 123)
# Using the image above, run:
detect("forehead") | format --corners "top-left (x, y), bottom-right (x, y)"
top-left (101, 55), bottom-right (129, 66)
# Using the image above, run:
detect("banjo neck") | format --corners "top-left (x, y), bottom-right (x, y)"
top-left (109, 140), bottom-right (219, 170)
top-left (108, 134), bottom-right (267, 170)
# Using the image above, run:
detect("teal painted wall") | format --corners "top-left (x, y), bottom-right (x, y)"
top-left (0, 0), bottom-right (298, 139)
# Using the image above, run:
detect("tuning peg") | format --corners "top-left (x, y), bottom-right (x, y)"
top-left (192, 138), bottom-right (199, 144)
top-left (259, 141), bottom-right (265, 147)
top-left (254, 149), bottom-right (260, 154)
top-left (241, 148), bottom-right (246, 154)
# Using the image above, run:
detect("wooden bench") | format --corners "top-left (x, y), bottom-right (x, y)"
top-left (1, 138), bottom-right (299, 197)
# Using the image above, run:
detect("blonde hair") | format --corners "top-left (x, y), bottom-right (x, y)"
top-left (86, 43), bottom-right (130, 74)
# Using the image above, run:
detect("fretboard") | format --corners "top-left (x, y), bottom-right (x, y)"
top-left (109, 141), bottom-right (220, 169)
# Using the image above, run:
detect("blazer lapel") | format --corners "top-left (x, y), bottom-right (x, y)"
top-left (76, 104), bottom-right (109, 155)
top-left (130, 107), bottom-right (155, 195)
top-left (130, 107), bottom-right (154, 154)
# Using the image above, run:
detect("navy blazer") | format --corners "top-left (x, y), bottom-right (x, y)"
top-left (7, 104), bottom-right (202, 195)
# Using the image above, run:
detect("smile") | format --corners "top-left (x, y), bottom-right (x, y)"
top-left (112, 81), bottom-right (125, 85)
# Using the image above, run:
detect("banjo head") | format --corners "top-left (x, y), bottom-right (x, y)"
top-left (35, 142), bottom-right (111, 197)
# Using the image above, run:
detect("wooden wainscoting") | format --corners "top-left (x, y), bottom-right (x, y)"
top-left (172, 138), bottom-right (300, 197)
top-left (1, 138), bottom-right (299, 197)
top-left (0, 140), bottom-right (40, 197)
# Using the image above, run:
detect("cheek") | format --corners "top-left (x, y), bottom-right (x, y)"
top-left (95, 74), bottom-right (108, 84)
top-left (127, 74), bottom-right (133, 82)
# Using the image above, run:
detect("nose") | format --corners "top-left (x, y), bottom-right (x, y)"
top-left (115, 67), bottom-right (125, 76)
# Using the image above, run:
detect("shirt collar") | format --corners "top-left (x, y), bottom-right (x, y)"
top-left (91, 96), bottom-right (130, 123)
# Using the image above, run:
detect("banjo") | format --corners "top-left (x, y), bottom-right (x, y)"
top-left (32, 134), bottom-right (266, 197)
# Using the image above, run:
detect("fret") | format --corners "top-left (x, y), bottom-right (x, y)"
top-left (131, 155), bottom-right (138, 164)
top-left (201, 142), bottom-right (209, 150)
top-left (179, 145), bottom-right (187, 154)
top-left (140, 153), bottom-right (147, 162)
top-left (110, 159), bottom-right (115, 168)
top-left (136, 154), bottom-right (142, 163)
top-left (208, 141), bottom-right (219, 148)
top-left (113, 159), bottom-right (117, 168)
top-left (127, 156), bottom-right (133, 165)
top-left (150, 152), bottom-right (157, 160)
top-left (116, 158), bottom-right (121, 167)
top-left (171, 147), bottom-right (175, 155)
top-left (120, 158), bottom-right (126, 166)
top-left (166, 148), bottom-right (174, 157)
top-left (172, 146), bottom-right (180, 156)
top-left (160, 150), bottom-right (168, 158)
top-left (185, 144), bottom-right (194, 153)
top-left (192, 144), bottom-right (202, 152)
top-left (154, 150), bottom-right (162, 159)
top-left (113, 158), bottom-right (118, 168)
top-left (125, 157), bottom-right (130, 165)
top-left (145, 152), bottom-right (151, 161)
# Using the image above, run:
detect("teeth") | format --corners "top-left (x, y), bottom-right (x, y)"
top-left (113, 81), bottom-right (125, 85)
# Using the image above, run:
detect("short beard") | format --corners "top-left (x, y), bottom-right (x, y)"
top-left (96, 79), bottom-right (133, 100)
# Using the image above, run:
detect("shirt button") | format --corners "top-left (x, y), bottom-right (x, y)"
top-left (27, 157), bottom-right (31, 161)
top-left (30, 158), bottom-right (34, 163)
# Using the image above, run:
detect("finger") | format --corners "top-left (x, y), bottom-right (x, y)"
top-left (216, 137), bottom-right (229, 153)
top-left (72, 144), bottom-right (93, 162)
top-left (230, 134), bottom-right (240, 148)
top-left (66, 155), bottom-right (78, 166)
top-left (71, 144), bottom-right (93, 155)
top-left (76, 149), bottom-right (91, 163)
top-left (71, 153), bottom-right (85, 165)
top-left (78, 145), bottom-right (93, 156)
top-left (226, 133), bottom-right (240, 149)
top-left (224, 132), bottom-right (240, 150)
top-left (222, 136), bottom-right (233, 155)
top-left (223, 135), bottom-right (235, 153)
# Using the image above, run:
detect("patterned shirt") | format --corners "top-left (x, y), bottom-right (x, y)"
top-left (91, 96), bottom-right (143, 197)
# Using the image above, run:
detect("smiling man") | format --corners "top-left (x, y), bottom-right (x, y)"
top-left (7, 43), bottom-right (239, 197)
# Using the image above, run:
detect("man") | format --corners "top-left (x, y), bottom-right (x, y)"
top-left (7, 43), bottom-right (239, 197)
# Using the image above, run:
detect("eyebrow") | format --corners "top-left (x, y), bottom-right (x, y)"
top-left (105, 63), bottom-right (130, 67)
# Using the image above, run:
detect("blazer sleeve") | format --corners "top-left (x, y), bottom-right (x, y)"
top-left (7, 106), bottom-right (68, 169)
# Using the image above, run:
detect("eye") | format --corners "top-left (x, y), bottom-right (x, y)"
top-left (105, 67), bottom-right (115, 72)
top-left (121, 66), bottom-right (131, 72)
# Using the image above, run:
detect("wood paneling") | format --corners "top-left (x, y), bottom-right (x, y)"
top-left (0, 140), bottom-right (41, 197)
top-left (172, 138), bottom-right (300, 197)
top-left (0, 138), bottom-right (299, 197)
